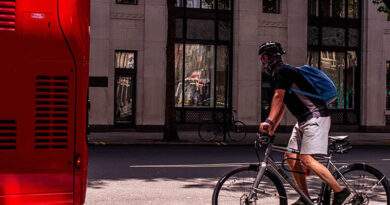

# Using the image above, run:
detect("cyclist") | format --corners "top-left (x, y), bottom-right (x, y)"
top-left (258, 41), bottom-right (351, 205)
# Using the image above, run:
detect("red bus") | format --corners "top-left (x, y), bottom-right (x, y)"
top-left (0, 0), bottom-right (89, 204)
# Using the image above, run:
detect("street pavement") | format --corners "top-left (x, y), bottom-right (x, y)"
top-left (87, 131), bottom-right (390, 146)
top-left (85, 142), bottom-right (390, 204)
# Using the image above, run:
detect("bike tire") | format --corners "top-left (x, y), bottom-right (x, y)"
top-left (212, 165), bottom-right (287, 205)
top-left (323, 163), bottom-right (390, 205)
top-left (198, 122), bottom-right (218, 142)
top-left (228, 120), bottom-right (247, 142)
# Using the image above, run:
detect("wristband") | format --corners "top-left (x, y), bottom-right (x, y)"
top-left (265, 118), bottom-right (274, 126)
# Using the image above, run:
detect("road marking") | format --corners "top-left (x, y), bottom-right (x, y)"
top-left (130, 162), bottom-right (254, 168)
top-left (127, 160), bottom-right (390, 168)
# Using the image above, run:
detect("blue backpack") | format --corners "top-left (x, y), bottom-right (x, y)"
top-left (290, 65), bottom-right (337, 104)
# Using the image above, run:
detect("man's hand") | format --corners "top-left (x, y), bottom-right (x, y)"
top-left (259, 122), bottom-right (271, 134)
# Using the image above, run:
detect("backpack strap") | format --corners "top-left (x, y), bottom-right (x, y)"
top-left (290, 88), bottom-right (322, 100)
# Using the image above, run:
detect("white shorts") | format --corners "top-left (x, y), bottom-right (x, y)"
top-left (287, 116), bottom-right (331, 155)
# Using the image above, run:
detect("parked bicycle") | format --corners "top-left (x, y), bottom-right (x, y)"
top-left (212, 132), bottom-right (390, 204)
top-left (198, 110), bottom-right (247, 142)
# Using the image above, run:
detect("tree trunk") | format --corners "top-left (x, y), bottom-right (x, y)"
top-left (164, 0), bottom-right (179, 141)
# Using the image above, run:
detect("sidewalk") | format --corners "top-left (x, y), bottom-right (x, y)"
top-left (88, 131), bottom-right (390, 146)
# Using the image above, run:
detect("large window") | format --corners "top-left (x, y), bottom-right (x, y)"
top-left (114, 51), bottom-right (137, 127)
top-left (307, 0), bottom-right (360, 124)
top-left (175, 0), bottom-right (233, 123)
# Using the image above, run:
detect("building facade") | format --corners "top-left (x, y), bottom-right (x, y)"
top-left (89, 0), bottom-right (390, 131)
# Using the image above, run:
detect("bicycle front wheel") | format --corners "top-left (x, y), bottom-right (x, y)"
top-left (325, 163), bottom-right (390, 205)
top-left (212, 165), bottom-right (287, 205)
top-left (228, 120), bottom-right (247, 142)
top-left (198, 122), bottom-right (218, 142)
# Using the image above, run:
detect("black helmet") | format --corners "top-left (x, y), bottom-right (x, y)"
top-left (258, 41), bottom-right (285, 76)
top-left (258, 41), bottom-right (286, 57)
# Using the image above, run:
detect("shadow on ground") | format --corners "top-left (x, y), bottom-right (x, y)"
top-left (87, 144), bottom-right (390, 203)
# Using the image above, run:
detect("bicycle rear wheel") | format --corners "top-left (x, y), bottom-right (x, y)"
top-left (325, 163), bottom-right (390, 205)
top-left (228, 120), bottom-right (247, 142)
top-left (198, 122), bottom-right (218, 142)
top-left (212, 165), bottom-right (287, 205)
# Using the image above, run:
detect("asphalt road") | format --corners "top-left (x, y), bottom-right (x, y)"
top-left (85, 145), bottom-right (390, 205)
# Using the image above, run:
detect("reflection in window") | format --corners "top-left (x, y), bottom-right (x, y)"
top-left (218, 21), bottom-right (231, 41)
top-left (187, 19), bottom-right (215, 40)
top-left (348, 28), bottom-right (359, 47)
top-left (115, 76), bottom-right (134, 122)
top-left (333, 0), bottom-right (345, 17)
top-left (308, 0), bottom-right (317, 16)
top-left (175, 44), bottom-right (184, 107)
top-left (387, 61), bottom-right (390, 110)
top-left (308, 26), bottom-right (319, 46)
top-left (263, 0), bottom-right (280, 14)
top-left (175, 0), bottom-right (183, 7)
top-left (175, 0), bottom-right (232, 113)
top-left (322, 27), bottom-right (345, 47)
top-left (187, 0), bottom-right (201, 8)
top-left (201, 0), bottom-right (214, 9)
top-left (184, 44), bottom-right (215, 107)
top-left (307, 50), bottom-right (319, 68)
top-left (346, 51), bottom-right (357, 109)
top-left (176, 19), bottom-right (183, 39)
top-left (218, 0), bottom-right (231, 10)
top-left (186, 0), bottom-right (214, 9)
top-left (321, 51), bottom-right (345, 109)
top-left (216, 46), bottom-right (229, 107)
top-left (348, 0), bottom-right (359, 19)
top-left (320, 0), bottom-right (331, 17)
top-left (115, 51), bottom-right (135, 69)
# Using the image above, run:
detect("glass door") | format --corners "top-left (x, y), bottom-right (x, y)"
top-left (114, 51), bottom-right (137, 128)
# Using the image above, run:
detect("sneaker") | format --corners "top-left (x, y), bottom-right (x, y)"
top-left (292, 197), bottom-right (311, 205)
top-left (333, 188), bottom-right (352, 205)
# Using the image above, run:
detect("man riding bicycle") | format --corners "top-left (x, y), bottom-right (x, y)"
top-left (258, 41), bottom-right (351, 205)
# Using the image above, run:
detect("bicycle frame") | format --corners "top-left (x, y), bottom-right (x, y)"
top-left (248, 135), bottom-right (361, 205)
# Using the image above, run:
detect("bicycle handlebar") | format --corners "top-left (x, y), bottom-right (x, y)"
top-left (256, 132), bottom-right (275, 145)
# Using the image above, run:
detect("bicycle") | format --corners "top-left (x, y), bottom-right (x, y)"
top-left (212, 132), bottom-right (390, 204)
top-left (198, 110), bottom-right (247, 142)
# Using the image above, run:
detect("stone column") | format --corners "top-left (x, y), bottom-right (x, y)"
top-left (233, 0), bottom-right (261, 126)
top-left (89, 0), bottom-right (112, 125)
top-left (361, 1), bottom-right (387, 126)
top-left (142, 0), bottom-right (167, 125)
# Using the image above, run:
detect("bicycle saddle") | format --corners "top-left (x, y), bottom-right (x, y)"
top-left (328, 135), bottom-right (348, 141)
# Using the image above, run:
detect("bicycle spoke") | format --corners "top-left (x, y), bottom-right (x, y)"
top-left (333, 166), bottom-right (389, 205)
top-left (214, 167), bottom-right (285, 205)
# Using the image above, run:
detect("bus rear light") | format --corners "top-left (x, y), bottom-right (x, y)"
top-left (75, 154), bottom-right (81, 169)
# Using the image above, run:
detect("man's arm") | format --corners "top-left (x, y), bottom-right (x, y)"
top-left (260, 89), bottom-right (286, 134)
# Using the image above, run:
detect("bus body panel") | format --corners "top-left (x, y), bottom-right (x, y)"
top-left (0, 0), bottom-right (89, 204)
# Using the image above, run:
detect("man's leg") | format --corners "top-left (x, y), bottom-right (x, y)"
top-left (285, 153), bottom-right (310, 197)
top-left (285, 123), bottom-right (311, 197)
top-left (299, 154), bottom-right (342, 192)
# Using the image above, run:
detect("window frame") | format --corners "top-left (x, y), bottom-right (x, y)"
top-left (174, 0), bottom-right (234, 123)
top-left (262, 0), bottom-right (281, 14)
top-left (113, 50), bottom-right (137, 128)
top-left (307, 0), bottom-right (362, 125)
top-left (116, 0), bottom-right (138, 5)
